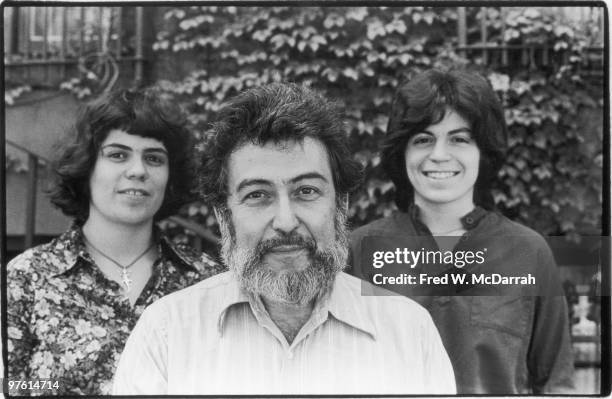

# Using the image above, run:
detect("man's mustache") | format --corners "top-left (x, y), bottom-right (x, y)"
top-left (255, 234), bottom-right (317, 256)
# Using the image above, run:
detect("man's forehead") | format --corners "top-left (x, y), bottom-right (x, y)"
top-left (227, 137), bottom-right (333, 188)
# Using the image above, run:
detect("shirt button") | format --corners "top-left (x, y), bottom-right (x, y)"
top-left (287, 351), bottom-right (294, 359)
top-left (436, 296), bottom-right (451, 305)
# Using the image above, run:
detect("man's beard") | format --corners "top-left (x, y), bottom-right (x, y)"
top-left (217, 204), bottom-right (349, 305)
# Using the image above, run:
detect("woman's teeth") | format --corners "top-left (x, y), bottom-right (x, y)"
top-left (123, 190), bottom-right (147, 197)
top-left (424, 171), bottom-right (458, 179)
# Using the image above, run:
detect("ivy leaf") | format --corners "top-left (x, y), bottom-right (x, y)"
top-left (323, 13), bottom-right (345, 29)
top-left (346, 7), bottom-right (368, 22)
top-left (252, 29), bottom-right (272, 42)
top-left (374, 114), bottom-right (389, 131)
top-left (386, 19), bottom-right (407, 34)
top-left (322, 67), bottom-right (339, 82)
top-left (309, 35), bottom-right (327, 52)
top-left (342, 67), bottom-right (359, 81)
top-left (271, 33), bottom-right (295, 50)
top-left (367, 19), bottom-right (386, 40)
top-left (532, 131), bottom-right (547, 148)
top-left (488, 72), bottom-right (510, 92)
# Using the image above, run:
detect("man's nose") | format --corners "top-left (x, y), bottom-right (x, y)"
top-left (125, 156), bottom-right (148, 180)
top-left (271, 194), bottom-right (299, 234)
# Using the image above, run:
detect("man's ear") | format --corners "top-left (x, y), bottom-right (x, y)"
top-left (213, 207), bottom-right (223, 222)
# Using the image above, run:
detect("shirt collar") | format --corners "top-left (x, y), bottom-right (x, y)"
top-left (215, 273), bottom-right (377, 340)
top-left (51, 222), bottom-right (199, 276)
top-left (215, 275), bottom-right (251, 335)
top-left (49, 222), bottom-right (91, 276)
top-left (158, 234), bottom-right (200, 273)
top-left (324, 274), bottom-right (377, 339)
top-left (408, 203), bottom-right (488, 233)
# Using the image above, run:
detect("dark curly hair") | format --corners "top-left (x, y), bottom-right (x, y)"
top-left (382, 68), bottom-right (508, 211)
top-left (200, 82), bottom-right (363, 208)
top-left (48, 87), bottom-right (198, 222)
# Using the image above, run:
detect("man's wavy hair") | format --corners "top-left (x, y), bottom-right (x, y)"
top-left (49, 87), bottom-right (198, 222)
top-left (382, 68), bottom-right (508, 211)
top-left (200, 82), bottom-right (363, 209)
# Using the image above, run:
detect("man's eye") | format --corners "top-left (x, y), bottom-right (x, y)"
top-left (296, 186), bottom-right (321, 200)
top-left (243, 191), bottom-right (270, 203)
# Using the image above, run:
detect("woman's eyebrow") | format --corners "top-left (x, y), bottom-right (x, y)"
top-left (447, 127), bottom-right (472, 134)
top-left (420, 127), bottom-right (472, 134)
top-left (143, 147), bottom-right (168, 154)
top-left (101, 143), bottom-right (168, 154)
top-left (101, 143), bottom-right (132, 151)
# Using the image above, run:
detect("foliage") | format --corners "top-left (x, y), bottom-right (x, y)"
top-left (473, 7), bottom-right (604, 241)
top-left (59, 53), bottom-right (120, 99)
top-left (60, 77), bottom-right (94, 99)
top-left (151, 6), bottom-right (602, 243)
top-left (5, 85), bottom-right (33, 173)
top-left (5, 84), bottom-right (32, 105)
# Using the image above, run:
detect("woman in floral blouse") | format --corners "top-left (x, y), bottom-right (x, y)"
top-left (7, 87), bottom-right (224, 395)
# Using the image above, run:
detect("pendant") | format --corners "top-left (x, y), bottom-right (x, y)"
top-left (120, 268), bottom-right (132, 292)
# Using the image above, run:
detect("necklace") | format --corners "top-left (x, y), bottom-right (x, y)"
top-left (430, 226), bottom-right (465, 235)
top-left (84, 236), bottom-right (155, 292)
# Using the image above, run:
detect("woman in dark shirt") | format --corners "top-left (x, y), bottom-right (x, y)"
top-left (7, 87), bottom-right (223, 395)
top-left (349, 69), bottom-right (574, 394)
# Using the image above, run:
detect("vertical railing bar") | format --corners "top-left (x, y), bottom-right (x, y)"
top-left (42, 7), bottom-right (49, 58)
top-left (500, 7), bottom-right (507, 66)
top-left (79, 7), bottom-right (85, 79)
top-left (24, 8), bottom-right (32, 59)
top-left (42, 7), bottom-right (50, 82)
top-left (135, 7), bottom-right (144, 86)
top-left (480, 7), bottom-right (488, 65)
top-left (98, 6), bottom-right (104, 52)
top-left (23, 8), bottom-right (32, 81)
top-left (25, 154), bottom-right (39, 250)
top-left (521, 42), bottom-right (528, 66)
top-left (599, 7), bottom-right (604, 46)
top-left (116, 7), bottom-right (123, 59)
top-left (60, 7), bottom-right (67, 79)
top-left (79, 7), bottom-right (85, 57)
top-left (457, 7), bottom-right (467, 58)
top-left (6, 7), bottom-right (14, 59)
top-left (11, 7), bottom-right (21, 58)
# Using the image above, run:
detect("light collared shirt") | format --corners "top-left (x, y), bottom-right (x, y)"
top-left (113, 271), bottom-right (455, 395)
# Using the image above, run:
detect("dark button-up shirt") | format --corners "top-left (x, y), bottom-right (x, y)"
top-left (349, 206), bottom-right (575, 394)
top-left (7, 223), bottom-right (225, 395)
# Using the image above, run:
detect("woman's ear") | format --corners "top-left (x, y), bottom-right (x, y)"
top-left (341, 193), bottom-right (349, 213)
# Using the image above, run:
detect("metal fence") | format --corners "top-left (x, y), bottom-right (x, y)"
top-left (4, 6), bottom-right (146, 88)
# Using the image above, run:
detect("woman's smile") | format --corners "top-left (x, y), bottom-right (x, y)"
top-left (404, 108), bottom-right (480, 209)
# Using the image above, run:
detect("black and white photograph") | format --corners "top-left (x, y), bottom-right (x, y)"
top-left (2, 2), bottom-right (608, 396)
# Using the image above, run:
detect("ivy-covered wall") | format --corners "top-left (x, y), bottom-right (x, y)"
top-left (148, 6), bottom-right (603, 244)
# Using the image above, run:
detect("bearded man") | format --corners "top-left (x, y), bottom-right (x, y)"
top-left (113, 83), bottom-right (455, 395)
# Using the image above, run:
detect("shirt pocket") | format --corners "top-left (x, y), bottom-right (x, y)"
top-left (469, 296), bottom-right (530, 337)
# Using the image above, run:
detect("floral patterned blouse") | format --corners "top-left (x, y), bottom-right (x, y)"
top-left (7, 223), bottom-right (225, 396)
